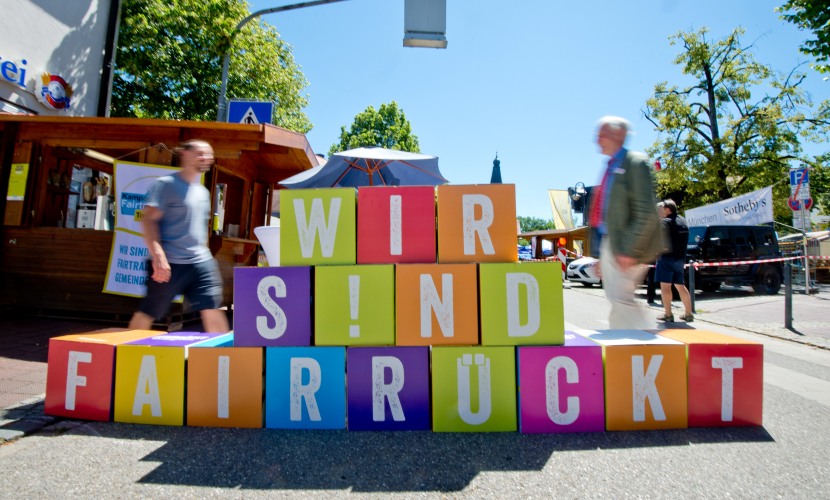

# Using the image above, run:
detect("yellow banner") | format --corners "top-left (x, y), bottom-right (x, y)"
top-left (548, 189), bottom-right (574, 229)
top-left (6, 163), bottom-right (29, 201)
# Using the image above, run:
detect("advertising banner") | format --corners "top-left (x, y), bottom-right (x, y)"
top-left (548, 189), bottom-right (575, 229)
top-left (684, 186), bottom-right (773, 227)
top-left (102, 161), bottom-right (197, 297)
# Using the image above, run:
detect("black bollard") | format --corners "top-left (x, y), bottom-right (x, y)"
top-left (688, 262), bottom-right (696, 314)
top-left (784, 261), bottom-right (792, 329)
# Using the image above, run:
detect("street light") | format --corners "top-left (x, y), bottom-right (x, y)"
top-left (217, 0), bottom-right (349, 122)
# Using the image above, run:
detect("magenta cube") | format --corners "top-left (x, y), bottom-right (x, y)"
top-left (233, 267), bottom-right (312, 346)
top-left (517, 332), bottom-right (605, 433)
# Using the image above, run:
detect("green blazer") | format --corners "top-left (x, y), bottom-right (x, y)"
top-left (605, 150), bottom-right (663, 264)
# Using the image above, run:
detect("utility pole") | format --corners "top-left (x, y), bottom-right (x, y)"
top-left (217, 0), bottom-right (348, 122)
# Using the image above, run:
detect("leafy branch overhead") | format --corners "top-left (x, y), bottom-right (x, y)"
top-left (329, 102), bottom-right (420, 157)
top-left (643, 27), bottom-right (830, 220)
top-left (777, 0), bottom-right (830, 74)
top-left (112, 0), bottom-right (311, 132)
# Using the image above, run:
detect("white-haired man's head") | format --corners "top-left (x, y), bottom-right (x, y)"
top-left (596, 116), bottom-right (630, 156)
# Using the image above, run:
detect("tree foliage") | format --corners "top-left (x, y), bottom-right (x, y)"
top-left (643, 27), bottom-right (830, 220)
top-left (328, 102), bottom-right (420, 156)
top-left (518, 216), bottom-right (555, 233)
top-left (112, 0), bottom-right (311, 132)
top-left (777, 0), bottom-right (830, 74)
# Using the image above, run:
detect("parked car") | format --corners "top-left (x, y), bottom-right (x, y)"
top-left (518, 245), bottom-right (533, 261)
top-left (566, 256), bottom-right (601, 287)
top-left (686, 224), bottom-right (783, 295)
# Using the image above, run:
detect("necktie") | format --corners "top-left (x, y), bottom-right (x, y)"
top-left (588, 159), bottom-right (613, 228)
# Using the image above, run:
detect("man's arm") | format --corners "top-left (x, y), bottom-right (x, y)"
top-left (142, 206), bottom-right (170, 283)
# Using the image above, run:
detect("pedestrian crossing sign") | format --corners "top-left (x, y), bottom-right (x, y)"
top-left (227, 100), bottom-right (274, 125)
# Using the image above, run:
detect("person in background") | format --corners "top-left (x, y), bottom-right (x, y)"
top-left (588, 116), bottom-right (662, 329)
top-left (128, 139), bottom-right (229, 333)
top-left (656, 199), bottom-right (694, 322)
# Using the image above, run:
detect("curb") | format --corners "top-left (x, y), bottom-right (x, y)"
top-left (0, 395), bottom-right (62, 443)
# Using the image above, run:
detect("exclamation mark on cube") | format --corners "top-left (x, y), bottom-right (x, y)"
top-left (349, 275), bottom-right (360, 338)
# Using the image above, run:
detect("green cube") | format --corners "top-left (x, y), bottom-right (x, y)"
top-left (314, 265), bottom-right (395, 346)
top-left (432, 346), bottom-right (517, 432)
top-left (280, 188), bottom-right (356, 266)
top-left (479, 262), bottom-right (564, 346)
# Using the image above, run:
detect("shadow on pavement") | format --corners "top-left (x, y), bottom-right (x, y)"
top-left (50, 421), bottom-right (773, 493)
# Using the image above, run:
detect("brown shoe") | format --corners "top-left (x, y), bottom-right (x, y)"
top-left (657, 313), bottom-right (674, 322)
top-left (681, 313), bottom-right (694, 322)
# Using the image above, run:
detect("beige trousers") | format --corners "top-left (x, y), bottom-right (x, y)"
top-left (600, 238), bottom-right (651, 330)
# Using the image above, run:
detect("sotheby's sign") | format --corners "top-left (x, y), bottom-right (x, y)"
top-left (684, 186), bottom-right (773, 227)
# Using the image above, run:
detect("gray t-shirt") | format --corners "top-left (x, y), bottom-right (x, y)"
top-left (144, 172), bottom-right (212, 264)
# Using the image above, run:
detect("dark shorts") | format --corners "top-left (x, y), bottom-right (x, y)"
top-left (655, 256), bottom-right (685, 284)
top-left (139, 259), bottom-right (224, 320)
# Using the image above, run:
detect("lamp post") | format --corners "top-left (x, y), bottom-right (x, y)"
top-left (217, 0), bottom-right (348, 122)
top-left (568, 182), bottom-right (588, 223)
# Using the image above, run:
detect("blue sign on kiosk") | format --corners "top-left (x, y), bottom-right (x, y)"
top-left (227, 100), bottom-right (274, 125)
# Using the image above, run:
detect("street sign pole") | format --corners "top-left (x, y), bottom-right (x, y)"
top-left (801, 206), bottom-right (810, 293)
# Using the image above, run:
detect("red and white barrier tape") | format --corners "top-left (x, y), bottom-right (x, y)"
top-left (689, 255), bottom-right (803, 269)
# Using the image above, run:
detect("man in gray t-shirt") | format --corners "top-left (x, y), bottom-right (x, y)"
top-left (128, 140), bottom-right (229, 333)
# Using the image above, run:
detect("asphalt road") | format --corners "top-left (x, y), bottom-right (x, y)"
top-left (1, 288), bottom-right (829, 498)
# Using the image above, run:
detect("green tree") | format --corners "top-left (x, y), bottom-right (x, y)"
top-left (329, 102), bottom-right (420, 156)
top-left (777, 0), bottom-right (830, 74)
top-left (643, 27), bottom-right (830, 221)
top-left (112, 0), bottom-right (311, 132)
top-left (517, 216), bottom-right (554, 245)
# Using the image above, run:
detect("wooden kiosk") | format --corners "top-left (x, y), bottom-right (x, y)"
top-left (0, 115), bottom-right (317, 323)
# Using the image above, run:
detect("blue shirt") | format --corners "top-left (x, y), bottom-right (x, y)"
top-left (144, 172), bottom-right (212, 264)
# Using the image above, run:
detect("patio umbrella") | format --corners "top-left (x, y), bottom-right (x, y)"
top-left (279, 147), bottom-right (448, 188)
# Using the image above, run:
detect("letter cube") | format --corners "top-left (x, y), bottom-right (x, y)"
top-left (280, 188), bottom-right (356, 265)
top-left (395, 263), bottom-right (479, 346)
top-left (436, 184), bottom-right (518, 263)
top-left (45, 329), bottom-right (158, 421)
top-left (431, 346), bottom-right (517, 432)
top-left (187, 346), bottom-right (263, 428)
top-left (357, 186), bottom-right (437, 264)
top-left (578, 329), bottom-right (688, 431)
top-left (658, 329), bottom-right (763, 427)
top-left (517, 332), bottom-right (605, 433)
top-left (264, 346), bottom-right (346, 429)
top-left (233, 266), bottom-right (312, 346)
top-left (113, 333), bottom-right (229, 426)
top-left (479, 262), bottom-right (564, 346)
top-left (315, 265), bottom-right (395, 346)
top-left (346, 346), bottom-right (431, 430)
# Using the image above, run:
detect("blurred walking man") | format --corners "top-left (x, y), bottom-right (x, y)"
top-left (128, 140), bottom-right (229, 333)
top-left (588, 116), bottom-right (662, 329)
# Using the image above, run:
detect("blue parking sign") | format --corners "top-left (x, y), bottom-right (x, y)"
top-left (227, 100), bottom-right (274, 125)
top-left (789, 168), bottom-right (809, 187)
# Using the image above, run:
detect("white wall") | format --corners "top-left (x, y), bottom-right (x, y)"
top-left (0, 0), bottom-right (112, 116)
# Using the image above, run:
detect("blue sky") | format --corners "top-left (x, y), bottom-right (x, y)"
top-left (249, 0), bottom-right (827, 220)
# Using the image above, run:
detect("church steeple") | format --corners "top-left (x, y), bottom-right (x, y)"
top-left (490, 153), bottom-right (502, 184)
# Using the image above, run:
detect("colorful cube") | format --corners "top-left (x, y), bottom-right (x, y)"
top-left (233, 266), bottom-right (312, 346)
top-left (187, 346), bottom-right (263, 428)
top-left (112, 332), bottom-right (229, 426)
top-left (357, 186), bottom-right (437, 264)
top-left (517, 332), bottom-right (605, 433)
top-left (658, 329), bottom-right (763, 427)
top-left (578, 329), bottom-right (688, 431)
top-left (431, 346), bottom-right (517, 432)
top-left (346, 347), bottom-right (431, 430)
top-left (45, 329), bottom-right (159, 421)
top-left (280, 188), bottom-right (356, 266)
top-left (395, 264), bottom-right (479, 346)
top-left (436, 184), bottom-right (518, 263)
top-left (479, 262), bottom-right (564, 346)
top-left (314, 265), bottom-right (395, 346)
top-left (264, 347), bottom-right (346, 429)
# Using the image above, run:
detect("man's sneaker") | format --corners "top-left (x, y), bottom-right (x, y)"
top-left (681, 313), bottom-right (694, 322)
top-left (657, 313), bottom-right (674, 322)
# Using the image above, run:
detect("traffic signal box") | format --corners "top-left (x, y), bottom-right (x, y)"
top-left (578, 329), bottom-right (688, 431)
top-left (517, 332), bottom-right (605, 433)
top-left (112, 332), bottom-right (232, 426)
top-left (657, 329), bottom-right (763, 427)
top-left (45, 329), bottom-right (159, 421)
